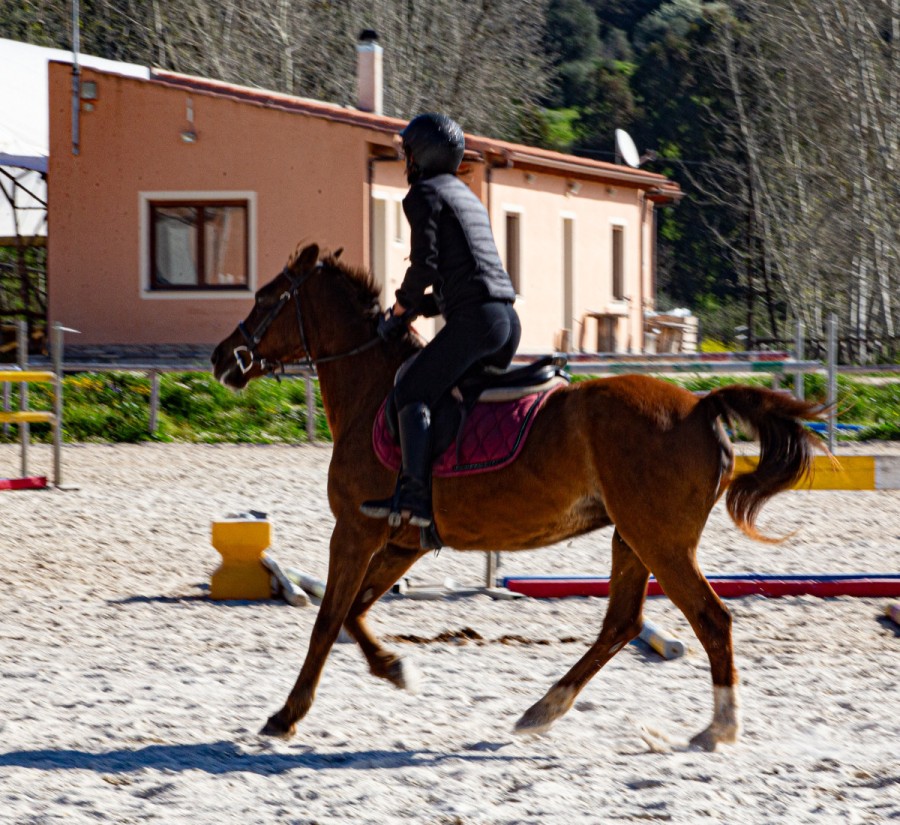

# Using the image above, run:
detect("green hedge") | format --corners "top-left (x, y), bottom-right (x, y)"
top-left (1, 370), bottom-right (897, 443)
top-left (1, 371), bottom-right (324, 444)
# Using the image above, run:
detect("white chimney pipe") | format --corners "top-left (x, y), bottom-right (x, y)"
top-left (356, 29), bottom-right (383, 115)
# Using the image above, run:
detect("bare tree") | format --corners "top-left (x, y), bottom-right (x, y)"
top-left (706, 0), bottom-right (899, 359)
top-left (126, 0), bottom-right (550, 138)
top-left (3, 1), bottom-right (549, 137)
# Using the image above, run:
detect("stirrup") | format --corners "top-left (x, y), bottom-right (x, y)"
top-left (419, 522), bottom-right (443, 551)
top-left (407, 510), bottom-right (433, 528)
top-left (388, 481), bottom-right (432, 527)
top-left (387, 504), bottom-right (432, 528)
top-left (359, 496), bottom-right (431, 527)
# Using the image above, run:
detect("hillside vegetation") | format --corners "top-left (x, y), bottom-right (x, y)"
top-left (3, 1), bottom-right (898, 358)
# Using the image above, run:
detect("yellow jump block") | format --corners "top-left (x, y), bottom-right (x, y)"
top-left (0, 410), bottom-right (56, 424)
top-left (210, 518), bottom-right (273, 600)
top-left (733, 455), bottom-right (875, 490)
top-left (0, 370), bottom-right (56, 383)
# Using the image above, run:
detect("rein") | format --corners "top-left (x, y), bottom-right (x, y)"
top-left (234, 260), bottom-right (380, 376)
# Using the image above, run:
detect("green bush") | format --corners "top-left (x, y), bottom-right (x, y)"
top-left (0, 371), bottom-right (321, 444)
top-left (154, 373), bottom-right (317, 444)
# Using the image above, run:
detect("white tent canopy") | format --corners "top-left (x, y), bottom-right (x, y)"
top-left (0, 37), bottom-right (149, 238)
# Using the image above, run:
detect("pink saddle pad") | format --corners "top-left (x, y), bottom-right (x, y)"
top-left (372, 387), bottom-right (560, 478)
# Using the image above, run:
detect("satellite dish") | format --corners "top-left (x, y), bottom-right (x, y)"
top-left (615, 129), bottom-right (641, 168)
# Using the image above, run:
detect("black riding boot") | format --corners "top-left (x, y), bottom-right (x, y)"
top-left (361, 402), bottom-right (434, 528)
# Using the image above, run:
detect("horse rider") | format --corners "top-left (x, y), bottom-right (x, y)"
top-left (360, 112), bottom-right (521, 534)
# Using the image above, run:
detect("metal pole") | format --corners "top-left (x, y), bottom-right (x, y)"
top-left (485, 552), bottom-right (496, 589)
top-left (149, 370), bottom-right (160, 434)
top-left (2, 380), bottom-right (9, 438)
top-left (827, 314), bottom-right (837, 453)
top-left (52, 323), bottom-right (64, 486)
top-left (305, 375), bottom-right (316, 443)
top-left (17, 320), bottom-right (29, 477)
top-left (71, 0), bottom-right (81, 155)
top-left (794, 319), bottom-right (805, 400)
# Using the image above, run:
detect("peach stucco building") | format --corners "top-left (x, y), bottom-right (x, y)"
top-left (46, 59), bottom-right (681, 354)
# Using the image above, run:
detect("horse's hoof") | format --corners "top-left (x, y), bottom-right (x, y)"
top-left (513, 685), bottom-right (576, 736)
top-left (386, 658), bottom-right (421, 694)
top-left (689, 724), bottom-right (738, 752)
top-left (688, 728), bottom-right (718, 752)
top-left (513, 707), bottom-right (555, 736)
top-left (260, 712), bottom-right (296, 739)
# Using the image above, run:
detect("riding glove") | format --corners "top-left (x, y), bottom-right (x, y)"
top-left (377, 308), bottom-right (409, 341)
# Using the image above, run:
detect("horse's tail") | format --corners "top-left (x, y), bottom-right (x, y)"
top-left (700, 385), bottom-right (827, 542)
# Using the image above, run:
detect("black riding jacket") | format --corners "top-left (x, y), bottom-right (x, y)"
top-left (395, 173), bottom-right (516, 318)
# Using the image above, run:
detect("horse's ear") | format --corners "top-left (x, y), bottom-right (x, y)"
top-left (295, 243), bottom-right (319, 272)
top-left (333, 247), bottom-right (343, 259)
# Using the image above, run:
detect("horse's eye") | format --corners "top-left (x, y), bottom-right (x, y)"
top-left (256, 291), bottom-right (276, 310)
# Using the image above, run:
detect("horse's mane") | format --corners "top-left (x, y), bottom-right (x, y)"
top-left (285, 244), bottom-right (383, 318)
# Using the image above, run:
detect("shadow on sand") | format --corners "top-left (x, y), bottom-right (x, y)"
top-left (0, 740), bottom-right (542, 775)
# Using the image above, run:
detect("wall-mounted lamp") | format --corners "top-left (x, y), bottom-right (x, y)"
top-left (78, 80), bottom-right (98, 112)
top-left (566, 180), bottom-right (582, 196)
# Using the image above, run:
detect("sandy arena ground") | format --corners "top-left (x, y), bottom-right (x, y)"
top-left (1, 441), bottom-right (899, 824)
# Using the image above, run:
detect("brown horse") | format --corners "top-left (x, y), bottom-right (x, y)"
top-left (211, 243), bottom-right (825, 751)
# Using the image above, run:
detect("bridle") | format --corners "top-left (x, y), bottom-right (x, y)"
top-left (233, 260), bottom-right (380, 376)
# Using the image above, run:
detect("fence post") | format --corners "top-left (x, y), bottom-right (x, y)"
top-left (17, 320), bottom-right (29, 477)
top-left (827, 314), bottom-right (837, 453)
top-left (52, 323), bottom-right (64, 486)
top-left (794, 319), bottom-right (805, 400)
top-left (485, 551), bottom-right (497, 589)
top-left (305, 374), bottom-right (316, 443)
top-left (2, 379), bottom-right (9, 438)
top-left (148, 370), bottom-right (160, 435)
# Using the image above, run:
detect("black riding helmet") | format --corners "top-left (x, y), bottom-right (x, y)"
top-left (400, 113), bottom-right (465, 184)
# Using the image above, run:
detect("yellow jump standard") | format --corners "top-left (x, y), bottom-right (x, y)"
top-left (734, 455), bottom-right (900, 490)
top-left (210, 517), bottom-right (273, 600)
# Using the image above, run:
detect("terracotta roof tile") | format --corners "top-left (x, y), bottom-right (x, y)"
top-left (149, 68), bottom-right (680, 197)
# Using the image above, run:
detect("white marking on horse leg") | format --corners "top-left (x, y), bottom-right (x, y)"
top-left (513, 684), bottom-right (577, 735)
top-left (386, 657), bottom-right (421, 694)
top-left (690, 684), bottom-right (742, 751)
top-left (713, 684), bottom-right (741, 739)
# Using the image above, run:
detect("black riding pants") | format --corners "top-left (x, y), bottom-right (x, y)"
top-left (393, 300), bottom-right (521, 410)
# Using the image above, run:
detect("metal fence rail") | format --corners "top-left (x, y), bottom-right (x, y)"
top-left (19, 312), bottom-right (894, 453)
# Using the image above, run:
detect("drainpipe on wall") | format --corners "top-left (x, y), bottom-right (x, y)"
top-left (638, 191), bottom-right (645, 352)
top-left (71, 0), bottom-right (81, 155)
top-left (366, 155), bottom-right (377, 276)
top-left (356, 30), bottom-right (383, 115)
